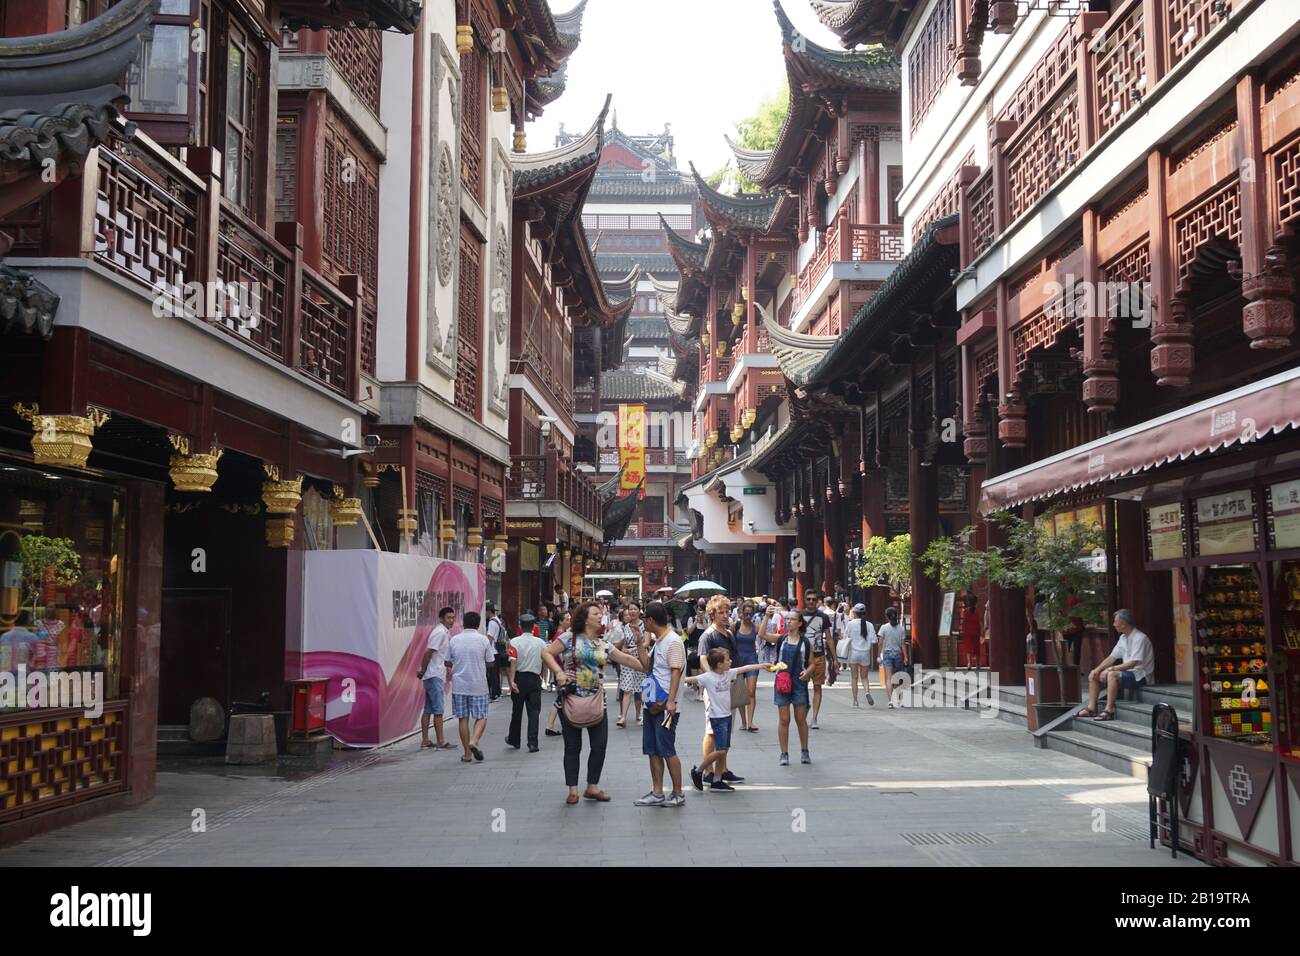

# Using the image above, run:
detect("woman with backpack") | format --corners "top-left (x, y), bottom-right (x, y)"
top-left (761, 610), bottom-right (813, 766)
top-left (541, 601), bottom-right (647, 805)
top-left (878, 606), bottom-right (908, 709)
top-left (845, 603), bottom-right (877, 707)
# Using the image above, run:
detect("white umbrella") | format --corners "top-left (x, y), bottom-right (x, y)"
top-left (595, 589), bottom-right (614, 598)
top-left (675, 580), bottom-right (727, 599)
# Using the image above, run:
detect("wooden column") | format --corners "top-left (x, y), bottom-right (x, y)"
top-left (1115, 499), bottom-right (1175, 682)
top-left (864, 134), bottom-right (881, 223)
top-left (984, 512), bottom-right (1024, 684)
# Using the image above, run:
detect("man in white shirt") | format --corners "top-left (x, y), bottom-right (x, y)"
top-left (505, 610), bottom-right (546, 752)
top-left (633, 601), bottom-right (686, 808)
top-left (1082, 609), bottom-right (1155, 721)
top-left (417, 606), bottom-right (455, 750)
top-left (447, 611), bottom-right (496, 762)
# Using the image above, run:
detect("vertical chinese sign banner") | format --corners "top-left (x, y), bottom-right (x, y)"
top-left (618, 403), bottom-right (647, 499)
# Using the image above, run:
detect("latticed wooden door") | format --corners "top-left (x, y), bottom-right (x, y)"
top-left (456, 221), bottom-right (482, 417)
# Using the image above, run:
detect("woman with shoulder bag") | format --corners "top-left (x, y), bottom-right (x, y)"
top-left (541, 601), bottom-right (646, 805)
top-left (762, 610), bottom-right (813, 766)
top-left (878, 606), bottom-right (908, 709)
top-left (734, 599), bottom-right (763, 732)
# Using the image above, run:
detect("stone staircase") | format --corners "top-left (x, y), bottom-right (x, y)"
top-left (972, 680), bottom-right (1194, 781)
top-left (157, 724), bottom-right (225, 757)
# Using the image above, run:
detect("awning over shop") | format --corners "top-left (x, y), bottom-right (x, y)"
top-left (980, 365), bottom-right (1300, 513)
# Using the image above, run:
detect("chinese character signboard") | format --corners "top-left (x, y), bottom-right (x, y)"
top-left (1269, 479), bottom-right (1300, 550)
top-left (618, 404), bottom-right (646, 499)
top-left (1195, 489), bottom-right (1256, 557)
top-left (1147, 503), bottom-right (1185, 561)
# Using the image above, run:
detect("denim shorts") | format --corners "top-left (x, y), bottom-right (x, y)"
top-left (710, 716), bottom-right (733, 751)
top-left (1118, 671), bottom-right (1148, 690)
top-left (422, 677), bottom-right (444, 716)
top-left (774, 681), bottom-right (809, 708)
top-left (881, 649), bottom-right (905, 670)
top-left (642, 707), bottom-right (678, 758)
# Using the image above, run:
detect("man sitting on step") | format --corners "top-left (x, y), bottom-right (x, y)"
top-left (1078, 609), bottom-right (1154, 721)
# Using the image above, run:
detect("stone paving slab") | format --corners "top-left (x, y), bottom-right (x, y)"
top-left (0, 677), bottom-right (1203, 868)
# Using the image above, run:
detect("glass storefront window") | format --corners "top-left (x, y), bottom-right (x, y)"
top-left (0, 464), bottom-right (125, 712)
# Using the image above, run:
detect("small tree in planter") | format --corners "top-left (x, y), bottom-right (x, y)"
top-left (854, 533), bottom-right (914, 629)
top-left (18, 534), bottom-right (81, 617)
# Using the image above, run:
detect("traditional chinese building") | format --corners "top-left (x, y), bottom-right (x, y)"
top-left (502, 98), bottom-right (637, 624)
top-left (564, 121), bottom-right (701, 596)
top-left (0, 0), bottom-right (422, 842)
top-left (814, 0), bottom-right (1300, 865)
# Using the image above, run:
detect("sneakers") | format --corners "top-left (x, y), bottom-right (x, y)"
top-left (662, 792), bottom-right (686, 808)
top-left (809, 719), bottom-right (820, 729)
top-left (778, 752), bottom-right (790, 766)
top-left (721, 770), bottom-right (744, 784)
top-left (702, 772), bottom-right (714, 785)
top-left (866, 693), bottom-right (875, 706)
top-left (634, 792), bottom-right (666, 807)
top-left (800, 750), bottom-right (811, 764)
top-left (690, 766), bottom-right (705, 792)
top-left (709, 780), bottom-right (736, 793)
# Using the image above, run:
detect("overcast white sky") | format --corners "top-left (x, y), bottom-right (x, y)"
top-left (529, 0), bottom-right (841, 176)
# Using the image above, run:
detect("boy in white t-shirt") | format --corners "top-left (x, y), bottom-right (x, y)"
top-left (684, 647), bottom-right (770, 793)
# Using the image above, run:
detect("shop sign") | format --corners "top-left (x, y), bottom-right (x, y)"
top-left (1195, 489), bottom-right (1256, 557)
top-left (506, 519), bottom-right (543, 536)
top-left (618, 404), bottom-right (647, 498)
top-left (742, 487), bottom-right (767, 495)
top-left (1268, 479), bottom-right (1300, 550)
top-left (1147, 502), bottom-right (1185, 562)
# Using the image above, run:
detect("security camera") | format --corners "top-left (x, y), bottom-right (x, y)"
top-left (364, 434), bottom-right (381, 448)
top-left (746, 520), bottom-right (756, 533)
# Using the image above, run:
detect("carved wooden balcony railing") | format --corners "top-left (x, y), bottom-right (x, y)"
top-left (619, 520), bottom-right (668, 541)
top-left (1006, 81), bottom-right (1080, 222)
top-left (326, 28), bottom-right (382, 114)
top-left (509, 451), bottom-right (602, 527)
top-left (848, 223), bottom-right (906, 262)
top-left (794, 216), bottom-right (904, 313)
top-left (216, 203), bottom-right (289, 360)
top-left (965, 170), bottom-right (996, 261)
top-left (94, 139), bottom-right (200, 291)
top-left (1167, 0), bottom-right (1222, 71)
top-left (1093, 0), bottom-right (1145, 138)
top-left (76, 135), bottom-right (363, 402)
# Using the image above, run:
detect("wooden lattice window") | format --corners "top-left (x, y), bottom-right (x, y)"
top-left (994, 23), bottom-right (1077, 130)
top-left (1173, 180), bottom-right (1241, 278)
top-left (221, 16), bottom-right (263, 214)
top-left (912, 151), bottom-right (972, 244)
top-left (326, 28), bottom-right (382, 114)
top-left (908, 0), bottom-right (955, 130)
top-left (322, 120), bottom-right (380, 297)
top-left (456, 221), bottom-right (482, 418)
top-left (460, 39), bottom-right (485, 203)
top-left (1277, 136), bottom-right (1300, 228)
top-left (274, 113), bottom-right (298, 223)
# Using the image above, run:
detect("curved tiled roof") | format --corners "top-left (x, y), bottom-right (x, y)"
top-left (597, 253), bottom-right (677, 277)
top-left (659, 214), bottom-right (710, 272)
top-left (725, 135), bottom-right (776, 185)
top-left (600, 264), bottom-right (642, 308)
top-left (754, 1), bottom-right (901, 189)
top-left (627, 316), bottom-right (670, 340)
top-left (809, 0), bottom-right (906, 48)
top-left (600, 366), bottom-right (686, 402)
top-left (513, 96), bottom-right (608, 196)
top-left (279, 0), bottom-right (421, 33)
top-left (689, 162), bottom-right (782, 233)
top-left (0, 264), bottom-right (59, 339)
top-left (761, 302), bottom-right (836, 385)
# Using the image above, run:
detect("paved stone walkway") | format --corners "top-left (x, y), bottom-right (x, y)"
top-left (0, 676), bottom-right (1203, 867)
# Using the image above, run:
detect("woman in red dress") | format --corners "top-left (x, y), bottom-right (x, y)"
top-left (960, 594), bottom-right (985, 667)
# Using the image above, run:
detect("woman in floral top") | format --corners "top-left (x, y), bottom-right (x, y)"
top-left (542, 601), bottom-right (646, 805)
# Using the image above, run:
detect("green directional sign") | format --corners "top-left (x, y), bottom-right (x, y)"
top-left (742, 487), bottom-right (767, 495)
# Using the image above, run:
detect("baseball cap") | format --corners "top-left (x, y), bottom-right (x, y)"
top-left (853, 603), bottom-right (866, 613)
top-left (518, 609), bottom-right (537, 626)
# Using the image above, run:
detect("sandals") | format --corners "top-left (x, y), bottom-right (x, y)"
top-left (470, 746), bottom-right (484, 761)
top-left (745, 726), bottom-right (760, 733)
top-left (1093, 710), bottom-right (1117, 722)
top-left (460, 756), bottom-right (474, 763)
top-left (1076, 708), bottom-right (1097, 718)
top-left (565, 793), bottom-right (579, 805)
top-left (616, 719), bottom-right (626, 728)
top-left (583, 789), bottom-right (611, 802)
top-left (434, 741), bottom-right (455, 750)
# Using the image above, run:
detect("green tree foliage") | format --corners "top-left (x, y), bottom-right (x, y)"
top-left (707, 83), bottom-right (789, 194)
top-left (18, 534), bottom-right (81, 612)
top-left (854, 533), bottom-right (914, 618)
top-left (921, 514), bottom-right (1107, 632)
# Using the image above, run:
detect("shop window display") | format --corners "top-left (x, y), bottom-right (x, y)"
top-left (1196, 566), bottom-right (1271, 746)
top-left (0, 466), bottom-right (125, 711)
top-left (1274, 560), bottom-right (1300, 759)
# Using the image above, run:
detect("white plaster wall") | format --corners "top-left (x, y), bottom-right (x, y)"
top-left (376, 29), bottom-right (414, 383)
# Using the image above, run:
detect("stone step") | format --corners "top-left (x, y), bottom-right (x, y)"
top-left (1067, 711), bottom-right (1152, 748)
top-left (157, 724), bottom-right (190, 741)
top-left (1040, 729), bottom-right (1152, 780)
